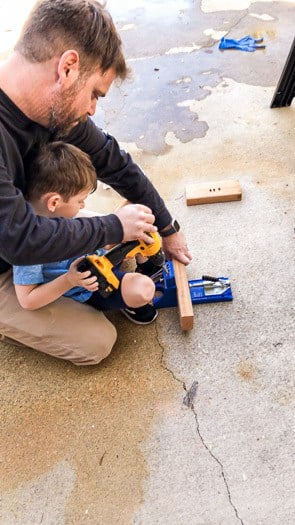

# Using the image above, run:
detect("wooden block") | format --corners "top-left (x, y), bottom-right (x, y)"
top-left (185, 179), bottom-right (242, 205)
top-left (172, 259), bottom-right (194, 331)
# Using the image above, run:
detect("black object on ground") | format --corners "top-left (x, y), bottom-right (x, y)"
top-left (271, 38), bottom-right (295, 108)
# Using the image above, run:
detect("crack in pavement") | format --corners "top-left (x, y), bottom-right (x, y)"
top-left (155, 324), bottom-right (244, 524)
top-left (224, 11), bottom-right (249, 34)
top-left (190, 399), bottom-right (245, 525)
top-left (155, 323), bottom-right (186, 390)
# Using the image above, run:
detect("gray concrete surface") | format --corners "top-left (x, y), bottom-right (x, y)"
top-left (0, 1), bottom-right (294, 524)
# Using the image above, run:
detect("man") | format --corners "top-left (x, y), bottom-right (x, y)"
top-left (0, 0), bottom-right (191, 365)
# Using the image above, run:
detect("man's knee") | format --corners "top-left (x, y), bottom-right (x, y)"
top-left (71, 321), bottom-right (117, 366)
top-left (0, 281), bottom-right (118, 367)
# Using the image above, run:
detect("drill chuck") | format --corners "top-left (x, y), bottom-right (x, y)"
top-left (149, 249), bottom-right (165, 267)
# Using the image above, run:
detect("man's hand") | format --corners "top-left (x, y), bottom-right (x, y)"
top-left (161, 231), bottom-right (192, 265)
top-left (115, 204), bottom-right (157, 244)
top-left (67, 257), bottom-right (99, 292)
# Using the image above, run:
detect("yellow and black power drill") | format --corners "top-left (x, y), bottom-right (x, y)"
top-left (77, 232), bottom-right (166, 298)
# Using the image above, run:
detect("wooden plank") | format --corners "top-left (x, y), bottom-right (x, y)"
top-left (185, 179), bottom-right (242, 205)
top-left (172, 259), bottom-right (194, 331)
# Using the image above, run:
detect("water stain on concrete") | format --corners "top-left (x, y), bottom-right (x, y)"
top-left (1, 460), bottom-right (76, 524)
top-left (275, 388), bottom-right (294, 406)
top-left (0, 318), bottom-right (179, 524)
top-left (236, 361), bottom-right (255, 382)
top-left (98, 1), bottom-right (294, 156)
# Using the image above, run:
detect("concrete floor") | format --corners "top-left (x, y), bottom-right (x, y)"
top-left (0, 1), bottom-right (294, 524)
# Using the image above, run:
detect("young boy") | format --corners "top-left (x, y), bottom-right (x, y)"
top-left (13, 142), bottom-right (158, 324)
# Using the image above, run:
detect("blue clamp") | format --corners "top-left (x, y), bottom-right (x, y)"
top-left (153, 260), bottom-right (233, 309)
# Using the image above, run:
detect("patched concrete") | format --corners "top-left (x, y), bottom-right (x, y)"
top-left (0, 1), bottom-right (294, 524)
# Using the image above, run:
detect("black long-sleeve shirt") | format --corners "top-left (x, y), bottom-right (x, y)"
top-left (0, 89), bottom-right (172, 273)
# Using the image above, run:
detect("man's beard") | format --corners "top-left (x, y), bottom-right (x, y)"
top-left (48, 82), bottom-right (87, 138)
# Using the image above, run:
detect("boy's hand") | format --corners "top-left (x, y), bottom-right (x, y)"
top-left (67, 257), bottom-right (99, 292)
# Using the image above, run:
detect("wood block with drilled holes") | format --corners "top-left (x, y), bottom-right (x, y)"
top-left (185, 179), bottom-right (242, 205)
top-left (172, 259), bottom-right (194, 331)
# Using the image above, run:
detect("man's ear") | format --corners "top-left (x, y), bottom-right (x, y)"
top-left (43, 192), bottom-right (63, 213)
top-left (57, 50), bottom-right (80, 86)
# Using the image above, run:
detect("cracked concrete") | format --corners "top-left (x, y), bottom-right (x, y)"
top-left (192, 401), bottom-right (244, 525)
top-left (153, 325), bottom-right (248, 525)
top-left (0, 0), bottom-right (294, 524)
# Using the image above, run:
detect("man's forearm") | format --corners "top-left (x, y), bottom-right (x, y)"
top-left (67, 121), bottom-right (173, 231)
top-left (0, 211), bottom-right (123, 267)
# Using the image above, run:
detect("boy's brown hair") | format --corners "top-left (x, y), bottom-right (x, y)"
top-left (15, 0), bottom-right (129, 79)
top-left (27, 141), bottom-right (97, 202)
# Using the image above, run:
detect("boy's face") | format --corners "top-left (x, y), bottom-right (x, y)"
top-left (51, 189), bottom-right (90, 218)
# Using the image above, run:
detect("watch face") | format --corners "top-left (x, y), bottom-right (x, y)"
top-left (173, 219), bottom-right (180, 232)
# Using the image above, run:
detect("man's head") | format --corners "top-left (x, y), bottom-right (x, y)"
top-left (14, 0), bottom-right (129, 135)
top-left (27, 141), bottom-right (98, 218)
top-left (15, 0), bottom-right (127, 79)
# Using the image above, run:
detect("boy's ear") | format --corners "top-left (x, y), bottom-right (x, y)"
top-left (43, 192), bottom-right (63, 213)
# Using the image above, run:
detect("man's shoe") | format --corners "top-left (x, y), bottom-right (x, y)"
top-left (121, 304), bottom-right (158, 325)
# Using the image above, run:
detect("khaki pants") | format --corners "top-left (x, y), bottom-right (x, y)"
top-left (0, 270), bottom-right (117, 365)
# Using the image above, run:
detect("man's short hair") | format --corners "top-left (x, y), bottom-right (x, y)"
top-left (27, 141), bottom-right (98, 202)
top-left (15, 0), bottom-right (128, 79)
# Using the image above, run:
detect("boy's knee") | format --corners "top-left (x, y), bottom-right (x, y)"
top-left (122, 273), bottom-right (155, 307)
top-left (140, 276), bottom-right (155, 303)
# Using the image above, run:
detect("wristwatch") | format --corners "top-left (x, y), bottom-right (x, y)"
top-left (160, 219), bottom-right (180, 237)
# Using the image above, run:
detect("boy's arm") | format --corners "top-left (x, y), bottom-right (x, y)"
top-left (14, 258), bottom-right (99, 310)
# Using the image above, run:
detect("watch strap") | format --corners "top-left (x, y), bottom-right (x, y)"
top-left (160, 219), bottom-right (180, 237)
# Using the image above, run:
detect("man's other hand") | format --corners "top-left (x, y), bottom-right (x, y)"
top-left (162, 231), bottom-right (192, 265)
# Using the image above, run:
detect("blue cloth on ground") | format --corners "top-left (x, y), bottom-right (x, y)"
top-left (219, 35), bottom-right (265, 52)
